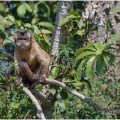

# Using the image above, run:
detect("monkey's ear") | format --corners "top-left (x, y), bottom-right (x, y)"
top-left (27, 30), bottom-right (33, 40)
top-left (13, 32), bottom-right (17, 41)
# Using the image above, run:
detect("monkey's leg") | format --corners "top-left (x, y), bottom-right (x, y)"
top-left (19, 61), bottom-right (33, 81)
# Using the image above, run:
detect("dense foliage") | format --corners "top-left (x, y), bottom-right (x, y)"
top-left (0, 1), bottom-right (120, 119)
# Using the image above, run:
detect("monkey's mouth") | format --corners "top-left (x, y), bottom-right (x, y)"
top-left (20, 45), bottom-right (27, 50)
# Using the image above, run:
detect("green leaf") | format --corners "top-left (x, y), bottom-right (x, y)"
top-left (76, 29), bottom-right (85, 36)
top-left (37, 3), bottom-right (50, 17)
top-left (85, 56), bottom-right (96, 79)
top-left (39, 22), bottom-right (54, 30)
top-left (76, 60), bottom-right (85, 80)
top-left (33, 25), bottom-right (40, 34)
top-left (68, 15), bottom-right (77, 19)
top-left (17, 4), bottom-right (26, 18)
top-left (96, 55), bottom-right (107, 76)
top-left (76, 51), bottom-right (96, 62)
top-left (77, 18), bottom-right (84, 29)
top-left (24, 3), bottom-right (32, 12)
top-left (107, 33), bottom-right (120, 44)
top-left (11, 102), bottom-right (20, 108)
top-left (103, 44), bottom-right (114, 50)
top-left (70, 10), bottom-right (79, 16)
top-left (41, 29), bottom-right (52, 34)
top-left (75, 43), bottom-right (96, 57)
top-left (0, 2), bottom-right (5, 9)
top-left (93, 42), bottom-right (105, 50)
top-left (24, 23), bottom-right (31, 28)
top-left (56, 92), bottom-right (62, 100)
top-left (3, 36), bottom-right (14, 46)
top-left (60, 90), bottom-right (68, 100)
top-left (75, 47), bottom-right (86, 56)
top-left (71, 82), bottom-right (84, 89)
top-left (46, 85), bottom-right (56, 95)
top-left (6, 15), bottom-right (15, 23)
top-left (31, 18), bottom-right (38, 24)
top-left (103, 51), bottom-right (115, 65)
top-left (20, 97), bottom-right (27, 104)
top-left (56, 100), bottom-right (66, 111)
top-left (60, 18), bottom-right (69, 26)
top-left (49, 66), bottom-right (59, 79)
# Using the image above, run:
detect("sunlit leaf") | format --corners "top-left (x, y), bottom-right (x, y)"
top-left (71, 82), bottom-right (84, 89)
top-left (75, 43), bottom-right (96, 57)
top-left (3, 36), bottom-right (14, 46)
top-left (11, 102), bottom-right (20, 108)
top-left (70, 10), bottom-right (79, 16)
top-left (24, 23), bottom-right (31, 28)
top-left (60, 18), bottom-right (69, 26)
top-left (56, 100), bottom-right (66, 111)
top-left (24, 3), bottom-right (32, 13)
top-left (41, 29), bottom-right (52, 34)
top-left (0, 2), bottom-right (5, 9)
top-left (39, 22), bottom-right (54, 30)
top-left (46, 85), bottom-right (56, 95)
top-left (6, 15), bottom-right (15, 23)
top-left (68, 15), bottom-right (77, 19)
top-left (56, 92), bottom-right (62, 100)
top-left (17, 4), bottom-right (26, 18)
top-left (77, 18), bottom-right (84, 29)
top-left (76, 51), bottom-right (96, 62)
top-left (76, 29), bottom-right (85, 36)
top-left (93, 42), bottom-right (105, 50)
top-left (49, 66), bottom-right (59, 79)
top-left (33, 25), bottom-right (40, 34)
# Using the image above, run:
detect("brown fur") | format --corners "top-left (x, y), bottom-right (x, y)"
top-left (14, 29), bottom-right (50, 87)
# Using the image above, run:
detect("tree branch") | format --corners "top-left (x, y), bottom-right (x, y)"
top-left (30, 88), bottom-right (51, 106)
top-left (31, 78), bottom-right (120, 114)
top-left (22, 87), bottom-right (46, 119)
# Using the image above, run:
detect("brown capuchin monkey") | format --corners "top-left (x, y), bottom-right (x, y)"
top-left (14, 29), bottom-right (50, 88)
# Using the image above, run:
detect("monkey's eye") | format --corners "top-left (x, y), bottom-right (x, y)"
top-left (24, 38), bottom-right (27, 40)
top-left (19, 38), bottom-right (22, 40)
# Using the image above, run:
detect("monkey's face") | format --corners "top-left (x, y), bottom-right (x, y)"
top-left (14, 29), bottom-right (32, 50)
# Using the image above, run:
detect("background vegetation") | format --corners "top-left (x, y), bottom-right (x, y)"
top-left (0, 1), bottom-right (120, 119)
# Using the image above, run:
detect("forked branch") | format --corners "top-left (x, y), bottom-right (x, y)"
top-left (22, 87), bottom-right (46, 119)
top-left (31, 78), bottom-right (120, 114)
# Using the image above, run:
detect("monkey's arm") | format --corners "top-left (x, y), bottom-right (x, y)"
top-left (14, 51), bottom-right (22, 86)
top-left (35, 47), bottom-right (50, 82)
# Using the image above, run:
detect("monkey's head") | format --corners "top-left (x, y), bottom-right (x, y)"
top-left (14, 29), bottom-right (33, 50)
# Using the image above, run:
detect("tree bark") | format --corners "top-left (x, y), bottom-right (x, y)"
top-left (50, 1), bottom-right (73, 57)
top-left (42, 1), bottom-right (73, 119)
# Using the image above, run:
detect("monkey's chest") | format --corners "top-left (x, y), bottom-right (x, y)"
top-left (22, 53), bottom-right (38, 71)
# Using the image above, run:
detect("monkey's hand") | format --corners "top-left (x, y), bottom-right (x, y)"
top-left (32, 74), bottom-right (39, 81)
top-left (15, 77), bottom-right (22, 90)
top-left (15, 78), bottom-right (22, 86)
top-left (39, 74), bottom-right (46, 83)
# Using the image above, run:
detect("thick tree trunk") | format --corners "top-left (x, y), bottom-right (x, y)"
top-left (42, 1), bottom-right (73, 119)
top-left (50, 1), bottom-right (73, 57)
